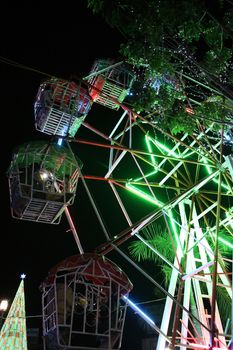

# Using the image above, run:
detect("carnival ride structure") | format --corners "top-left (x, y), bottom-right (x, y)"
top-left (6, 58), bottom-right (233, 350)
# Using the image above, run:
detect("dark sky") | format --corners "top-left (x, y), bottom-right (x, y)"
top-left (0, 2), bottom-right (157, 348)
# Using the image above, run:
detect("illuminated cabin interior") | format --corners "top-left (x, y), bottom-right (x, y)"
top-left (7, 140), bottom-right (82, 224)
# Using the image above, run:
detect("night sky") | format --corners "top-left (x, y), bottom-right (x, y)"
top-left (0, 2), bottom-right (156, 348)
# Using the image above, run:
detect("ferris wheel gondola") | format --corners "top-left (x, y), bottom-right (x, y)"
top-left (34, 78), bottom-right (93, 137)
top-left (7, 140), bottom-right (82, 224)
top-left (86, 58), bottom-right (135, 110)
top-left (40, 253), bottom-right (133, 350)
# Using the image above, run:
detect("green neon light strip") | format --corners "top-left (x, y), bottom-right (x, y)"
top-left (126, 183), bottom-right (162, 207)
top-left (147, 136), bottom-right (181, 158)
top-left (182, 151), bottom-right (196, 159)
top-left (126, 183), bottom-right (183, 253)
top-left (145, 135), bottom-right (157, 165)
top-left (134, 169), bottom-right (158, 182)
top-left (146, 135), bottom-right (194, 160)
top-left (212, 178), bottom-right (230, 191)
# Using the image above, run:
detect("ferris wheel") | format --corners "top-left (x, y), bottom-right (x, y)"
top-left (7, 58), bottom-right (233, 350)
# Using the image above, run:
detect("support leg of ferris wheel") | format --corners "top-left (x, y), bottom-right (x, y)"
top-left (157, 199), bottom-right (231, 350)
top-left (156, 201), bottom-right (189, 350)
top-left (156, 182), bottom-right (210, 350)
top-left (191, 205), bottom-right (226, 348)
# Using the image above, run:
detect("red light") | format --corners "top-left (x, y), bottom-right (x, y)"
top-left (185, 107), bottom-right (195, 115)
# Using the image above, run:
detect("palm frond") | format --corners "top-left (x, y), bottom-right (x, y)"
top-left (161, 264), bottom-right (173, 288)
top-left (128, 223), bottom-right (175, 263)
top-left (216, 286), bottom-right (231, 326)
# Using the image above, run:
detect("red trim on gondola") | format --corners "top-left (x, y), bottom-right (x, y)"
top-left (43, 253), bottom-right (133, 295)
top-left (89, 76), bottom-right (105, 101)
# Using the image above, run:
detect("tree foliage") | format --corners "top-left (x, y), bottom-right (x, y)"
top-left (86, 0), bottom-right (233, 135)
top-left (128, 223), bottom-right (174, 289)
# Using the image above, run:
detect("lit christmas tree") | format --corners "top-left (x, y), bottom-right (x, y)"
top-left (0, 275), bottom-right (28, 349)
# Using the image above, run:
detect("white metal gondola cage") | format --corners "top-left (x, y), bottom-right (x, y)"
top-left (7, 140), bottom-right (82, 224)
top-left (87, 59), bottom-right (135, 110)
top-left (34, 78), bottom-right (93, 137)
top-left (40, 253), bottom-right (133, 350)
